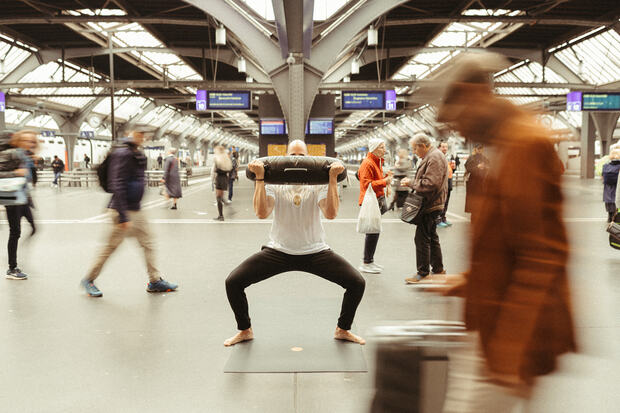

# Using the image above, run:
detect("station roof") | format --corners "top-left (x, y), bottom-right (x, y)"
top-left (0, 1), bottom-right (618, 150)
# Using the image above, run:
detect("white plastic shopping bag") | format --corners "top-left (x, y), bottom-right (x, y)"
top-left (357, 183), bottom-right (382, 234)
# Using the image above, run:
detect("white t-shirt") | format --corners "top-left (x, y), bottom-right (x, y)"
top-left (264, 184), bottom-right (330, 255)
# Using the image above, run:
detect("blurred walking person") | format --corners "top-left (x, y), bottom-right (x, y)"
top-left (464, 144), bottom-right (489, 223)
top-left (435, 52), bottom-right (576, 413)
top-left (81, 130), bottom-right (177, 297)
top-left (51, 155), bottom-right (64, 187)
top-left (388, 148), bottom-right (412, 211)
top-left (602, 148), bottom-right (620, 222)
top-left (227, 149), bottom-right (239, 204)
top-left (437, 141), bottom-right (454, 227)
top-left (162, 148), bottom-right (182, 210)
top-left (13, 130), bottom-right (38, 236)
top-left (211, 145), bottom-right (232, 221)
top-left (0, 131), bottom-right (32, 279)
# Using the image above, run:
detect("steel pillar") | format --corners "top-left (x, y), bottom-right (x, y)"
top-left (580, 111), bottom-right (596, 179)
top-left (591, 112), bottom-right (620, 156)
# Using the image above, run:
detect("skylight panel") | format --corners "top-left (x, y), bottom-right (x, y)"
top-left (0, 40), bottom-right (32, 82)
top-left (241, 0), bottom-right (350, 20)
top-left (4, 108), bottom-right (30, 125)
top-left (554, 29), bottom-right (620, 85)
top-left (26, 115), bottom-right (58, 130)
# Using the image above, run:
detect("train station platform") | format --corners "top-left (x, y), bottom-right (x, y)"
top-left (0, 174), bottom-right (618, 412)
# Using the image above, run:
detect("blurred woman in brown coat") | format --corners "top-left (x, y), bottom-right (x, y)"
top-left (436, 52), bottom-right (576, 412)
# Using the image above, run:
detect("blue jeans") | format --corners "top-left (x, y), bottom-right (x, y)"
top-left (53, 172), bottom-right (61, 185)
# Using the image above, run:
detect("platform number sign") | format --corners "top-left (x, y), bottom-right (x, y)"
top-left (196, 90), bottom-right (207, 111)
top-left (0, 92), bottom-right (5, 112)
top-left (385, 90), bottom-right (397, 111)
top-left (80, 131), bottom-right (95, 139)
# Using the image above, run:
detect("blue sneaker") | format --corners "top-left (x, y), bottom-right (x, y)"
top-left (81, 279), bottom-right (102, 297)
top-left (147, 278), bottom-right (178, 293)
top-left (444, 221), bottom-right (453, 227)
top-left (6, 268), bottom-right (27, 280)
top-left (437, 222), bottom-right (449, 228)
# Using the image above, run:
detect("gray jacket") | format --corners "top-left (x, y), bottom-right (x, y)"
top-left (411, 147), bottom-right (448, 214)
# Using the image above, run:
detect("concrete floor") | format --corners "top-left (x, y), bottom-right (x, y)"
top-left (0, 173), bottom-right (618, 412)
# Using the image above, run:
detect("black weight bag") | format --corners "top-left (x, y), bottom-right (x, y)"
top-left (246, 156), bottom-right (347, 185)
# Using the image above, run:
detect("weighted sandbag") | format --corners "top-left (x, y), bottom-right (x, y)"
top-left (245, 156), bottom-right (347, 185)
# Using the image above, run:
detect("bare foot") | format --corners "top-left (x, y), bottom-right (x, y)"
top-left (334, 327), bottom-right (365, 345)
top-left (224, 328), bottom-right (254, 347)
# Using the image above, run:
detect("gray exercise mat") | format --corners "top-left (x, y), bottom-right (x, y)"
top-left (224, 297), bottom-right (367, 373)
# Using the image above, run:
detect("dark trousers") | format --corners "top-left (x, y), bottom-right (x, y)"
top-left (228, 176), bottom-right (234, 200)
top-left (364, 233), bottom-right (380, 264)
top-left (225, 247), bottom-right (365, 331)
top-left (5, 205), bottom-right (23, 270)
top-left (439, 188), bottom-right (452, 223)
top-left (415, 211), bottom-right (444, 276)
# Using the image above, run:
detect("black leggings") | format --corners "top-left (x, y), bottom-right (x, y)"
top-left (225, 247), bottom-right (365, 331)
top-left (5, 205), bottom-right (23, 270)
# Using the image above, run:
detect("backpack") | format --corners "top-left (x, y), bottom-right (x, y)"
top-left (97, 152), bottom-right (113, 192)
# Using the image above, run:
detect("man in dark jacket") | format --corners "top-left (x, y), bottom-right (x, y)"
top-left (464, 144), bottom-right (489, 223)
top-left (51, 155), bottom-right (64, 186)
top-left (401, 133), bottom-right (448, 283)
top-left (81, 130), bottom-right (177, 297)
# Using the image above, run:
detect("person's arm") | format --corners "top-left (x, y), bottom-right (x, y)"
top-left (319, 162), bottom-right (344, 219)
top-left (109, 150), bottom-right (132, 224)
top-left (249, 160), bottom-right (274, 219)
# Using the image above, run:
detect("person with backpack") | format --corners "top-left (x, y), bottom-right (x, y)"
top-left (51, 155), bottom-right (64, 187)
top-left (84, 153), bottom-right (90, 169)
top-left (81, 130), bottom-right (178, 297)
top-left (0, 130), bottom-right (32, 280)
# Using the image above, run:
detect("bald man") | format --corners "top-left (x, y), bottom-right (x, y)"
top-left (224, 140), bottom-right (366, 346)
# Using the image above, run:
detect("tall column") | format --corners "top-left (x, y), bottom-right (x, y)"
top-left (581, 112), bottom-right (596, 179)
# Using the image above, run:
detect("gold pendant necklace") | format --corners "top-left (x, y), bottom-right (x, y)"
top-left (290, 186), bottom-right (304, 207)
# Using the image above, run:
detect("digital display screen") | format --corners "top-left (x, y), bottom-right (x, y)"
top-left (566, 91), bottom-right (582, 111)
top-left (207, 91), bottom-right (251, 110)
top-left (307, 119), bottom-right (333, 134)
top-left (260, 119), bottom-right (286, 135)
top-left (582, 92), bottom-right (620, 111)
top-left (385, 90), bottom-right (397, 111)
top-left (341, 91), bottom-right (385, 110)
top-left (196, 90), bottom-right (207, 111)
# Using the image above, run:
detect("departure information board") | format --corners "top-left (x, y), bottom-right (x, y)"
top-left (196, 90), bottom-right (251, 110)
top-left (307, 119), bottom-right (333, 134)
top-left (341, 90), bottom-right (397, 110)
top-left (582, 92), bottom-right (620, 111)
top-left (260, 119), bottom-right (286, 135)
top-left (342, 91), bottom-right (385, 110)
top-left (207, 91), bottom-right (251, 110)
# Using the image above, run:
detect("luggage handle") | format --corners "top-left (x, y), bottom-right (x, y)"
top-left (284, 168), bottom-right (308, 172)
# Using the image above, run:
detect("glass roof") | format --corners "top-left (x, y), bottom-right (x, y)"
top-left (553, 28), bottom-right (620, 85)
top-left (241, 0), bottom-right (351, 21)
top-left (0, 34), bottom-right (36, 82)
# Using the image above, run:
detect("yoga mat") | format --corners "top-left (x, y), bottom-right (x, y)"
top-left (224, 297), bottom-right (367, 373)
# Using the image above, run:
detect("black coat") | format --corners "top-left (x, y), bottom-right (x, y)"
top-left (108, 140), bottom-right (147, 223)
top-left (464, 153), bottom-right (489, 213)
top-left (602, 160), bottom-right (620, 203)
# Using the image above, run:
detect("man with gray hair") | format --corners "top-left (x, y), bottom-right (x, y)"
top-left (401, 133), bottom-right (448, 283)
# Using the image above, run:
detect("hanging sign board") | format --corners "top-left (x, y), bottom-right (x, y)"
top-left (0, 92), bottom-right (5, 112)
top-left (582, 92), bottom-right (620, 111)
top-left (207, 91), bottom-right (251, 110)
top-left (341, 90), bottom-right (397, 111)
top-left (196, 90), bottom-right (207, 111)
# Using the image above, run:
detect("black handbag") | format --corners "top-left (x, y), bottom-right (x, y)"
top-left (400, 192), bottom-right (424, 224)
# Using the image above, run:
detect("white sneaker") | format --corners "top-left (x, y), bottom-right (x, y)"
top-left (359, 263), bottom-right (381, 274)
top-left (370, 262), bottom-right (384, 270)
